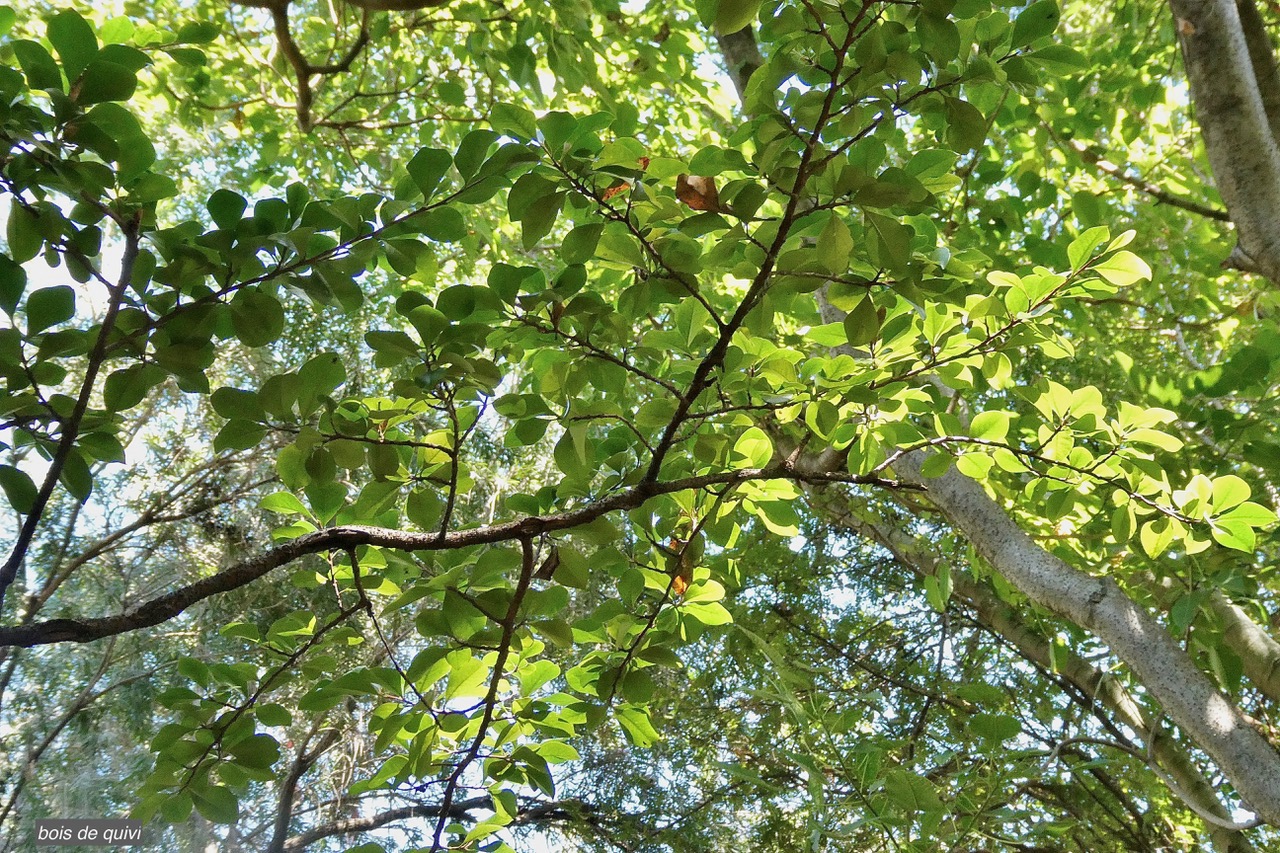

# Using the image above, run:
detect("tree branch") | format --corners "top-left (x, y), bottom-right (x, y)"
top-left (1169, 0), bottom-right (1280, 278)
top-left (1052, 129), bottom-right (1230, 221)
top-left (283, 798), bottom-right (490, 852)
top-left (0, 218), bottom-right (141, 614)
top-left (0, 466), bottom-right (907, 648)
top-left (812, 492), bottom-right (1255, 852)
top-left (895, 454), bottom-right (1280, 824)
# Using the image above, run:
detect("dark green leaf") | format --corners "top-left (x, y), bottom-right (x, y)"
top-left (561, 224), bottom-right (603, 265)
top-left (406, 147), bottom-right (453, 198)
top-left (75, 59), bottom-right (136, 103)
top-left (420, 207), bottom-right (468, 242)
top-left (12, 40), bottom-right (62, 91)
top-left (48, 10), bottom-right (98, 80)
top-left (0, 255), bottom-right (26, 315)
top-left (0, 465), bottom-right (38, 513)
top-left (191, 783), bottom-right (239, 824)
top-left (843, 296), bottom-right (881, 346)
top-left (26, 286), bottom-right (76, 334)
top-left (231, 290), bottom-right (286, 347)
top-left (176, 21), bottom-right (220, 44)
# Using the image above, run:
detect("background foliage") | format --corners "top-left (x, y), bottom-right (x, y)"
top-left (3, 0), bottom-right (1280, 850)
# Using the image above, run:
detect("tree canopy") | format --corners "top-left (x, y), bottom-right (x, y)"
top-left (4, 0), bottom-right (1280, 850)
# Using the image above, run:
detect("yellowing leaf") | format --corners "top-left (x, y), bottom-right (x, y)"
top-left (1094, 250), bottom-right (1152, 286)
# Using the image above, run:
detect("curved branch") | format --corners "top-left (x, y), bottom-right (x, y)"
top-left (341, 0), bottom-right (450, 10)
top-left (0, 466), bottom-right (907, 648)
top-left (1053, 130), bottom-right (1230, 222)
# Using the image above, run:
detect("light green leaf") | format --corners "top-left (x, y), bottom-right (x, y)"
top-left (970, 411), bottom-right (1012, 442)
top-left (1094, 250), bottom-right (1152, 286)
top-left (732, 427), bottom-right (773, 469)
top-left (1210, 475), bottom-right (1251, 511)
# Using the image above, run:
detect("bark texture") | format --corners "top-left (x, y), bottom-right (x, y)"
top-left (1170, 0), bottom-right (1280, 279)
top-left (810, 491), bottom-right (1254, 851)
top-left (895, 455), bottom-right (1280, 823)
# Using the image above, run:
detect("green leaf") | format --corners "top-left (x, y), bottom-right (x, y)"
top-left (176, 21), bottom-right (220, 44)
top-left (228, 734), bottom-right (280, 769)
top-left (48, 10), bottom-right (98, 80)
top-left (231, 290), bottom-right (285, 347)
top-left (12, 40), bottom-right (62, 91)
top-left (207, 189), bottom-right (248, 229)
top-left (0, 255), bottom-right (27, 315)
top-left (104, 364), bottom-right (164, 411)
top-left (26, 286), bottom-right (75, 334)
top-left (1210, 475), bottom-right (1251, 512)
top-left (1139, 520), bottom-right (1174, 558)
top-left (864, 211), bottom-right (912, 271)
top-left (562, 224), bottom-right (603, 265)
top-left (518, 659), bottom-right (561, 693)
top-left (0, 465), bottom-right (38, 513)
top-left (76, 59), bottom-right (137, 103)
top-left (406, 147), bottom-right (452, 198)
top-left (420, 207), bottom-right (468, 242)
top-left (969, 713), bottom-right (1021, 742)
top-left (260, 492), bottom-right (309, 515)
top-left (1010, 0), bottom-right (1060, 48)
top-left (1027, 44), bottom-right (1088, 72)
top-left (1218, 501), bottom-right (1277, 528)
top-left (969, 411), bottom-right (1012, 442)
top-left (191, 783), bottom-right (239, 824)
top-left (616, 705), bottom-right (661, 747)
top-left (732, 427), bottom-right (773, 469)
top-left (715, 0), bottom-right (762, 34)
top-left (944, 97), bottom-right (987, 152)
top-left (683, 601), bottom-right (733, 626)
top-left (256, 704), bottom-right (293, 727)
top-left (490, 102), bottom-right (538, 140)
top-left (843, 296), bottom-right (881, 347)
top-left (1067, 226), bottom-right (1109, 269)
top-left (1211, 520), bottom-right (1256, 552)
top-left (6, 203), bottom-right (42, 263)
top-left (818, 214), bottom-right (853, 274)
top-left (214, 420), bottom-right (267, 452)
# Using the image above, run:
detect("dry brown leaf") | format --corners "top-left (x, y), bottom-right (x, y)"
top-left (676, 174), bottom-right (721, 212)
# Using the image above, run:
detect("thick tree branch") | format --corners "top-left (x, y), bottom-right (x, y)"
top-left (1235, 0), bottom-right (1280, 143)
top-left (811, 493), bottom-right (1254, 852)
top-left (895, 455), bottom-right (1280, 824)
top-left (715, 27), bottom-right (763, 102)
top-left (716, 11), bottom-right (1280, 833)
top-left (1169, 0), bottom-right (1280, 278)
